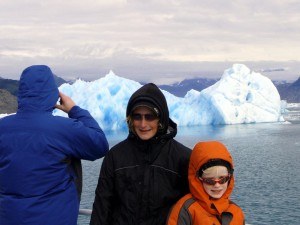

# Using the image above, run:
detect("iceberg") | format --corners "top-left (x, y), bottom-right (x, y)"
top-left (53, 64), bottom-right (284, 130)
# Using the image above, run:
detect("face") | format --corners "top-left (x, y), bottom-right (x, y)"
top-left (200, 166), bottom-right (230, 199)
top-left (132, 106), bottom-right (159, 140)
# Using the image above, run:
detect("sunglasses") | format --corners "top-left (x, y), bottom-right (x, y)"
top-left (199, 175), bottom-right (231, 185)
top-left (132, 113), bottom-right (158, 122)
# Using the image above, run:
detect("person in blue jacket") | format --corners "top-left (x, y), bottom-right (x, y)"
top-left (0, 65), bottom-right (109, 225)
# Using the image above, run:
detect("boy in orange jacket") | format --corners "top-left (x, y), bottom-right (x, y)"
top-left (166, 141), bottom-right (245, 225)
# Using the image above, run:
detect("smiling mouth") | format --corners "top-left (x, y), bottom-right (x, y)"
top-left (212, 190), bottom-right (222, 193)
top-left (139, 129), bottom-right (151, 132)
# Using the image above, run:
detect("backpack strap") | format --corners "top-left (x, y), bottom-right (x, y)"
top-left (61, 157), bottom-right (83, 201)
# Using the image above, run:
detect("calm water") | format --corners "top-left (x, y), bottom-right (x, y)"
top-left (78, 104), bottom-right (300, 225)
top-left (1, 105), bottom-right (298, 224)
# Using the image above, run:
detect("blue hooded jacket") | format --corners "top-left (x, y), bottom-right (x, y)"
top-left (0, 65), bottom-right (109, 225)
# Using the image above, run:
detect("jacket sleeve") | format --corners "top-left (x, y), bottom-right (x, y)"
top-left (166, 199), bottom-right (192, 225)
top-left (90, 152), bottom-right (115, 225)
top-left (66, 106), bottom-right (109, 160)
top-left (178, 143), bottom-right (192, 196)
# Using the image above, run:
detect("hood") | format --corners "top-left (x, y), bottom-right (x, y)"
top-left (126, 83), bottom-right (170, 135)
top-left (189, 141), bottom-right (235, 215)
top-left (17, 65), bottom-right (59, 112)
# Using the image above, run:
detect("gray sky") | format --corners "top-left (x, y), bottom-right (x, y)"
top-left (1, 0), bottom-right (299, 84)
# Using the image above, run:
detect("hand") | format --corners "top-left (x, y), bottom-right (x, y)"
top-left (55, 92), bottom-right (76, 113)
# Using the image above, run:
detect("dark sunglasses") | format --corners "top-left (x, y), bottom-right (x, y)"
top-left (199, 175), bottom-right (231, 185)
top-left (132, 113), bottom-right (158, 122)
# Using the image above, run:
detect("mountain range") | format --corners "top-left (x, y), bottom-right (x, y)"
top-left (0, 75), bottom-right (299, 114)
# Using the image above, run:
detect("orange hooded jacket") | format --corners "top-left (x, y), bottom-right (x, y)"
top-left (166, 141), bottom-right (245, 225)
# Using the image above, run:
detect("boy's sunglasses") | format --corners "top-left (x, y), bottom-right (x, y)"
top-left (199, 175), bottom-right (231, 185)
top-left (132, 113), bottom-right (158, 122)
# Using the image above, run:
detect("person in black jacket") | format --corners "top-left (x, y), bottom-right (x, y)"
top-left (90, 83), bottom-right (191, 225)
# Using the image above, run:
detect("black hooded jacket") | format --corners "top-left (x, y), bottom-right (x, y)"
top-left (90, 83), bottom-right (191, 225)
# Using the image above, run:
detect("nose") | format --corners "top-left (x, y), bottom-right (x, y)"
top-left (139, 117), bottom-right (148, 126)
top-left (213, 182), bottom-right (221, 187)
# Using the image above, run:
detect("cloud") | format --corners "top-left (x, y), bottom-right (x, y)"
top-left (0, 0), bottom-right (299, 83)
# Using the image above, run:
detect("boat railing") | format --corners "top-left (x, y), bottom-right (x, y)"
top-left (79, 208), bottom-right (92, 216)
top-left (79, 208), bottom-right (252, 224)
